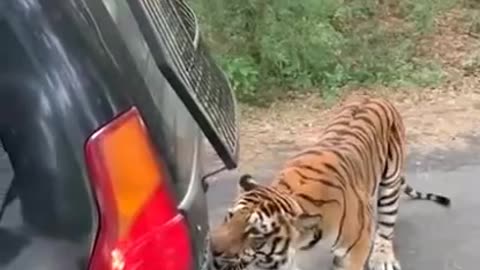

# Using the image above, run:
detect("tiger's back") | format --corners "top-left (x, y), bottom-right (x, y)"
top-left (209, 96), bottom-right (450, 270)
top-left (276, 96), bottom-right (406, 199)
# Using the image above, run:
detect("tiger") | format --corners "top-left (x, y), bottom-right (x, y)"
top-left (209, 96), bottom-right (450, 270)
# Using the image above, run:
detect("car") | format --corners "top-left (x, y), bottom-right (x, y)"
top-left (0, 0), bottom-right (239, 269)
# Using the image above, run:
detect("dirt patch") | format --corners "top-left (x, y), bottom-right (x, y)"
top-left (234, 8), bottom-right (480, 172)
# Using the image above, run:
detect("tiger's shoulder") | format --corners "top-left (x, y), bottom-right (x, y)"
top-left (272, 96), bottom-right (404, 185)
top-left (333, 95), bottom-right (401, 118)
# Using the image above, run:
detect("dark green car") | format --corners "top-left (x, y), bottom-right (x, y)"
top-left (0, 0), bottom-right (238, 269)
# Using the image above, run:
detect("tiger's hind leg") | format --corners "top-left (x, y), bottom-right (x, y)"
top-left (368, 173), bottom-right (403, 270)
top-left (368, 139), bottom-right (405, 270)
top-left (369, 172), bottom-right (404, 270)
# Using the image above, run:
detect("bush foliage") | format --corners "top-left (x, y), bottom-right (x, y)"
top-left (193, 0), bottom-right (457, 105)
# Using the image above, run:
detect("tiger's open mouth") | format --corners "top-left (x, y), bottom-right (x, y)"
top-left (210, 252), bottom-right (252, 270)
top-left (212, 259), bottom-right (250, 270)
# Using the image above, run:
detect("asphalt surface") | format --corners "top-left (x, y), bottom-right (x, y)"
top-left (2, 138), bottom-right (479, 269)
top-left (206, 143), bottom-right (480, 270)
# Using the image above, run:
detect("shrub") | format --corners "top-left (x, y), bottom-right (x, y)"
top-left (193, 0), bottom-right (456, 106)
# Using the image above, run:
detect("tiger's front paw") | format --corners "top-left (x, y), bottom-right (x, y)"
top-left (331, 256), bottom-right (345, 270)
top-left (367, 238), bottom-right (401, 270)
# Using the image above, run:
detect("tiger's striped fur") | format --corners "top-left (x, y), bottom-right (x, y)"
top-left (209, 96), bottom-right (450, 270)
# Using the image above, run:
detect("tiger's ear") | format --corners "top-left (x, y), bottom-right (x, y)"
top-left (293, 213), bottom-right (322, 230)
top-left (238, 174), bottom-right (259, 192)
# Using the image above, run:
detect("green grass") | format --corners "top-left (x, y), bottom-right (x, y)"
top-left (193, 0), bottom-right (459, 106)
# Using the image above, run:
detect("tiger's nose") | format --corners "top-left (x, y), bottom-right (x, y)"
top-left (210, 243), bottom-right (222, 257)
top-left (210, 238), bottom-right (232, 258)
top-left (210, 232), bottom-right (237, 259)
top-left (209, 229), bottom-right (227, 256)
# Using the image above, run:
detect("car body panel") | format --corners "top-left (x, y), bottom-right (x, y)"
top-left (0, 0), bottom-right (218, 269)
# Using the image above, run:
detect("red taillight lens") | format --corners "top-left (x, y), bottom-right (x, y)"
top-left (85, 107), bottom-right (192, 270)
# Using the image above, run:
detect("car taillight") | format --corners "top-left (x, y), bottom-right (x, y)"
top-left (85, 107), bottom-right (192, 270)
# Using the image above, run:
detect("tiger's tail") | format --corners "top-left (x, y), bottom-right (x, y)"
top-left (403, 184), bottom-right (451, 207)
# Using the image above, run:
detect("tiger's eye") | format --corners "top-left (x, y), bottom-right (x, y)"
top-left (251, 237), bottom-right (265, 249)
top-left (224, 211), bottom-right (234, 223)
top-left (249, 227), bottom-right (261, 235)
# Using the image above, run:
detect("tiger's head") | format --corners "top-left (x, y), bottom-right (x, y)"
top-left (209, 174), bottom-right (322, 270)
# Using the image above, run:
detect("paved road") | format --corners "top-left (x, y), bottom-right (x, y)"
top-left (206, 144), bottom-right (480, 270)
